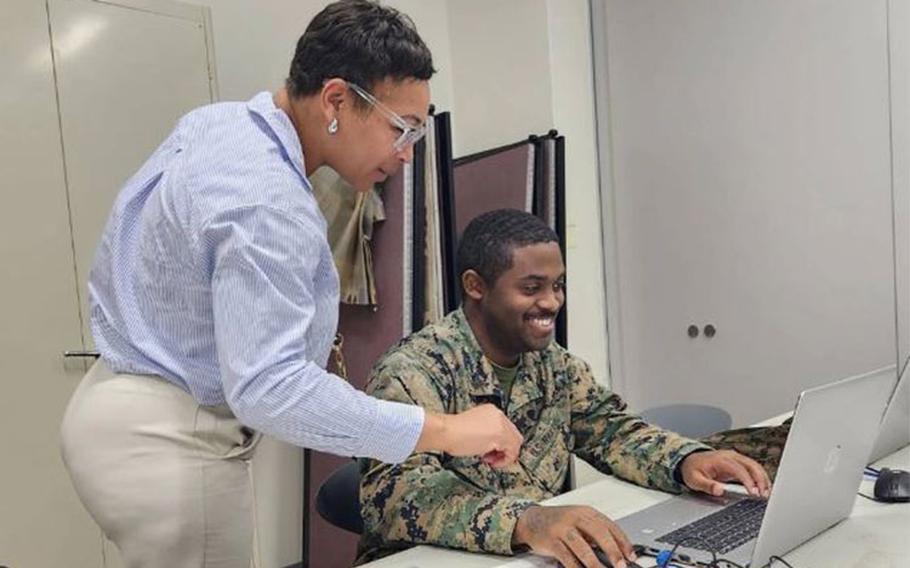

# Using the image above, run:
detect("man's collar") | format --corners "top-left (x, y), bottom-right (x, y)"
top-left (450, 309), bottom-right (544, 411)
top-left (449, 309), bottom-right (498, 399)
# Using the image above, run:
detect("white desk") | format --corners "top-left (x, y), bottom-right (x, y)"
top-left (362, 432), bottom-right (910, 567)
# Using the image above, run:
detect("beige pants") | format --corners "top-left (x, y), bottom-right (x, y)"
top-left (61, 360), bottom-right (262, 568)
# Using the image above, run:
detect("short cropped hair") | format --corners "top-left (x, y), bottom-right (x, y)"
top-left (457, 209), bottom-right (559, 289)
top-left (286, 0), bottom-right (435, 104)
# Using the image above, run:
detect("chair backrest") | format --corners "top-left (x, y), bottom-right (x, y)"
top-left (315, 460), bottom-right (364, 535)
top-left (639, 403), bottom-right (732, 439)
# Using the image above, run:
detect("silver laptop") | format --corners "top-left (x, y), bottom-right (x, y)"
top-left (618, 366), bottom-right (897, 568)
top-left (869, 358), bottom-right (910, 463)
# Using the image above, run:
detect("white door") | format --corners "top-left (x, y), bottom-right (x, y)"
top-left (48, 0), bottom-right (215, 346)
top-left (0, 1), bottom-right (103, 566)
top-left (594, 0), bottom-right (898, 425)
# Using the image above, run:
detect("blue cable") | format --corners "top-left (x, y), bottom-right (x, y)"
top-left (655, 550), bottom-right (674, 567)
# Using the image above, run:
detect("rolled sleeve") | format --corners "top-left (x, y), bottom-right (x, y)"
top-left (355, 399), bottom-right (426, 463)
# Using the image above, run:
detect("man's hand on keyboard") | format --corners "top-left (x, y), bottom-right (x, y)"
top-left (679, 450), bottom-right (772, 498)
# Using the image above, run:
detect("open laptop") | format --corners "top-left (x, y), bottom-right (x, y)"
top-left (617, 365), bottom-right (897, 568)
top-left (869, 357), bottom-right (910, 463)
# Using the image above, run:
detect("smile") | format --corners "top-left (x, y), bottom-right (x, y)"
top-left (526, 315), bottom-right (555, 332)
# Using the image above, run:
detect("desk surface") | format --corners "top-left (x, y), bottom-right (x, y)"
top-left (362, 424), bottom-right (910, 568)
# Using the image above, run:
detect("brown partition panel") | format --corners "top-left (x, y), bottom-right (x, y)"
top-left (335, 172), bottom-right (411, 387)
top-left (452, 143), bottom-right (534, 238)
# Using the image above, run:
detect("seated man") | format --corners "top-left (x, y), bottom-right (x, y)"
top-left (356, 209), bottom-right (770, 568)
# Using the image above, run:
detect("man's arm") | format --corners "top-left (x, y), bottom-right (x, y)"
top-left (358, 354), bottom-right (534, 560)
top-left (565, 352), bottom-right (771, 497)
top-left (563, 352), bottom-right (712, 492)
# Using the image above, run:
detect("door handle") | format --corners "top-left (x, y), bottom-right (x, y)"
top-left (63, 350), bottom-right (100, 359)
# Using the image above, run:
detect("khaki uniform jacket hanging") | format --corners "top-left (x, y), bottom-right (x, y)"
top-left (310, 166), bottom-right (384, 306)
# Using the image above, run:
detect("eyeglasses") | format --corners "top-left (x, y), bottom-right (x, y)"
top-left (347, 82), bottom-right (427, 153)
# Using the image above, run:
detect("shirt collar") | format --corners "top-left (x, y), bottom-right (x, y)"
top-left (449, 309), bottom-right (544, 410)
top-left (246, 91), bottom-right (313, 192)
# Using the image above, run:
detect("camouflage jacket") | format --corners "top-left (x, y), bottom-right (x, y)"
top-left (356, 309), bottom-right (711, 564)
top-left (701, 419), bottom-right (792, 480)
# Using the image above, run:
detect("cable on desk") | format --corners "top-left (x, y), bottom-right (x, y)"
top-left (653, 536), bottom-right (717, 568)
top-left (707, 553), bottom-right (799, 568)
top-left (652, 540), bottom-right (803, 568)
top-left (700, 555), bottom-right (797, 568)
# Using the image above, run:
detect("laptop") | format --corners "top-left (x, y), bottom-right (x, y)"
top-left (869, 357), bottom-right (910, 463)
top-left (617, 365), bottom-right (897, 568)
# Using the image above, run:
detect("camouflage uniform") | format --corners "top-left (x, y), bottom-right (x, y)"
top-left (356, 309), bottom-right (713, 564)
top-left (701, 419), bottom-right (792, 480)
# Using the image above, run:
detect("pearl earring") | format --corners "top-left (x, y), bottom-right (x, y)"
top-left (327, 118), bottom-right (339, 134)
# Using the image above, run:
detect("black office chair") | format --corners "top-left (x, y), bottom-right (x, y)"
top-left (315, 460), bottom-right (364, 535)
top-left (640, 403), bottom-right (732, 438)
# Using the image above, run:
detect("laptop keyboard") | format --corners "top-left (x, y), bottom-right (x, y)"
top-left (655, 498), bottom-right (768, 554)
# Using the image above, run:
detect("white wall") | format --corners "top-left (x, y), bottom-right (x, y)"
top-left (443, 0), bottom-right (610, 384)
top-left (544, 0), bottom-right (610, 386)
top-left (590, 0), bottom-right (900, 425)
top-left (392, 0), bottom-right (456, 116)
top-left (444, 0), bottom-right (554, 155)
top-left (193, 0), bottom-right (454, 110)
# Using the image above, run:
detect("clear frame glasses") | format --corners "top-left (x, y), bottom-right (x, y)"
top-left (347, 81), bottom-right (427, 153)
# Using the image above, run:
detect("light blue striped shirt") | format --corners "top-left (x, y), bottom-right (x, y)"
top-left (89, 91), bottom-right (424, 463)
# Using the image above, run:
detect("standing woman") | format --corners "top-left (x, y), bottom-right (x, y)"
top-left (60, 2), bottom-right (523, 567)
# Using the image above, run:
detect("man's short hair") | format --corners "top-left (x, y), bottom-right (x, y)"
top-left (457, 209), bottom-right (559, 290)
top-left (286, 0), bottom-right (435, 104)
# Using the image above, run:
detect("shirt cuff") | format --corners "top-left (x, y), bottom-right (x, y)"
top-left (670, 445), bottom-right (713, 487)
top-left (354, 398), bottom-right (425, 463)
top-left (478, 497), bottom-right (538, 556)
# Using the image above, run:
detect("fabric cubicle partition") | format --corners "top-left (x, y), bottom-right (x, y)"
top-left (451, 139), bottom-right (536, 237)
